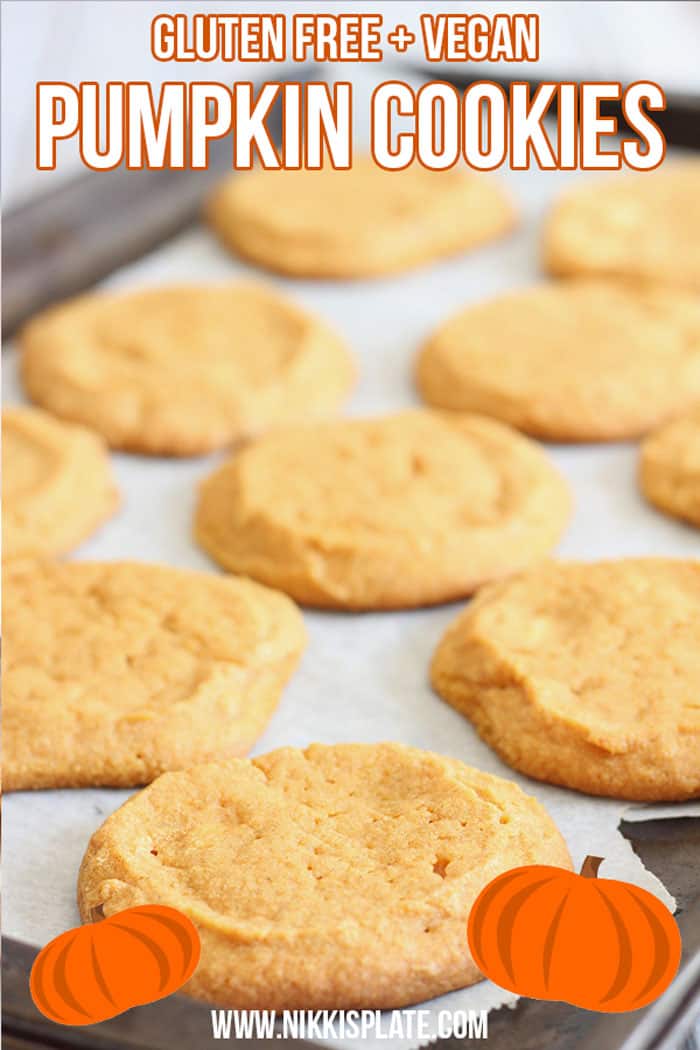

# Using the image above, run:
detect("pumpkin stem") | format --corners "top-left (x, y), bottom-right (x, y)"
top-left (580, 855), bottom-right (604, 879)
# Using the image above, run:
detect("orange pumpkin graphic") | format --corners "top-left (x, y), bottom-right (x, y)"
top-left (30, 905), bottom-right (200, 1026)
top-left (468, 856), bottom-right (681, 1012)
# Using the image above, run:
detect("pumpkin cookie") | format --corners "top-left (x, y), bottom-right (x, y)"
top-left (416, 279), bottom-right (700, 441)
top-left (194, 409), bottom-right (571, 609)
top-left (77, 742), bottom-right (572, 1010)
top-left (20, 284), bottom-right (354, 456)
top-left (544, 162), bottom-right (700, 291)
top-left (431, 559), bottom-right (700, 801)
top-left (207, 157), bottom-right (515, 278)
top-left (639, 407), bottom-right (700, 528)
top-left (3, 406), bottom-right (118, 560)
top-left (4, 560), bottom-right (306, 790)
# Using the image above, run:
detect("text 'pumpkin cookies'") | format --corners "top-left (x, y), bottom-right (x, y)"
top-left (416, 279), bottom-right (700, 441)
top-left (640, 407), bottom-right (700, 528)
top-left (77, 743), bottom-right (572, 1010)
top-left (194, 409), bottom-right (571, 609)
top-left (207, 157), bottom-right (515, 278)
top-left (20, 284), bottom-right (354, 456)
top-left (4, 560), bottom-right (306, 791)
top-left (2, 407), bottom-right (118, 560)
top-left (544, 161), bottom-right (700, 291)
top-left (431, 558), bottom-right (700, 801)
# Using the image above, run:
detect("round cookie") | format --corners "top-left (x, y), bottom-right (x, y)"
top-left (639, 407), bottom-right (700, 528)
top-left (194, 409), bottom-right (571, 610)
top-left (3, 406), bottom-right (118, 560)
top-left (20, 283), bottom-right (354, 456)
top-left (3, 560), bottom-right (306, 791)
top-left (416, 279), bottom-right (700, 441)
top-left (78, 742), bottom-right (572, 1010)
top-left (207, 157), bottom-right (515, 278)
top-left (544, 161), bottom-right (700, 291)
top-left (431, 559), bottom-right (700, 801)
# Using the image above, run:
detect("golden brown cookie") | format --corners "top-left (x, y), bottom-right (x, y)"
top-left (207, 157), bottom-right (515, 278)
top-left (4, 560), bottom-right (306, 791)
top-left (431, 559), bottom-right (700, 801)
top-left (544, 162), bottom-right (700, 291)
top-left (20, 284), bottom-right (354, 456)
top-left (2, 406), bottom-right (118, 560)
top-left (194, 409), bottom-right (571, 609)
top-left (77, 742), bottom-right (572, 1010)
top-left (416, 279), bottom-right (700, 441)
top-left (639, 407), bottom-right (700, 528)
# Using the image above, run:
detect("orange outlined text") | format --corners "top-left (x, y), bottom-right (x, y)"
top-left (370, 80), bottom-right (665, 172)
top-left (34, 11), bottom-right (666, 175)
top-left (36, 78), bottom-right (665, 173)
top-left (36, 82), bottom-right (353, 171)
top-left (420, 13), bottom-right (539, 62)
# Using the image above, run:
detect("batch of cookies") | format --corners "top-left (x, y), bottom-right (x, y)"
top-left (4, 156), bottom-right (700, 1012)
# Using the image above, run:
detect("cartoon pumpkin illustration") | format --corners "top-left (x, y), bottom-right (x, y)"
top-left (30, 905), bottom-right (200, 1026)
top-left (468, 856), bottom-right (681, 1012)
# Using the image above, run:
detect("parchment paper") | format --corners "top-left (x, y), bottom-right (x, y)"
top-left (4, 67), bottom-right (699, 1049)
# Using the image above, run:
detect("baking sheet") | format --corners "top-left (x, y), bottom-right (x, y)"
top-left (3, 68), bottom-right (700, 1048)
